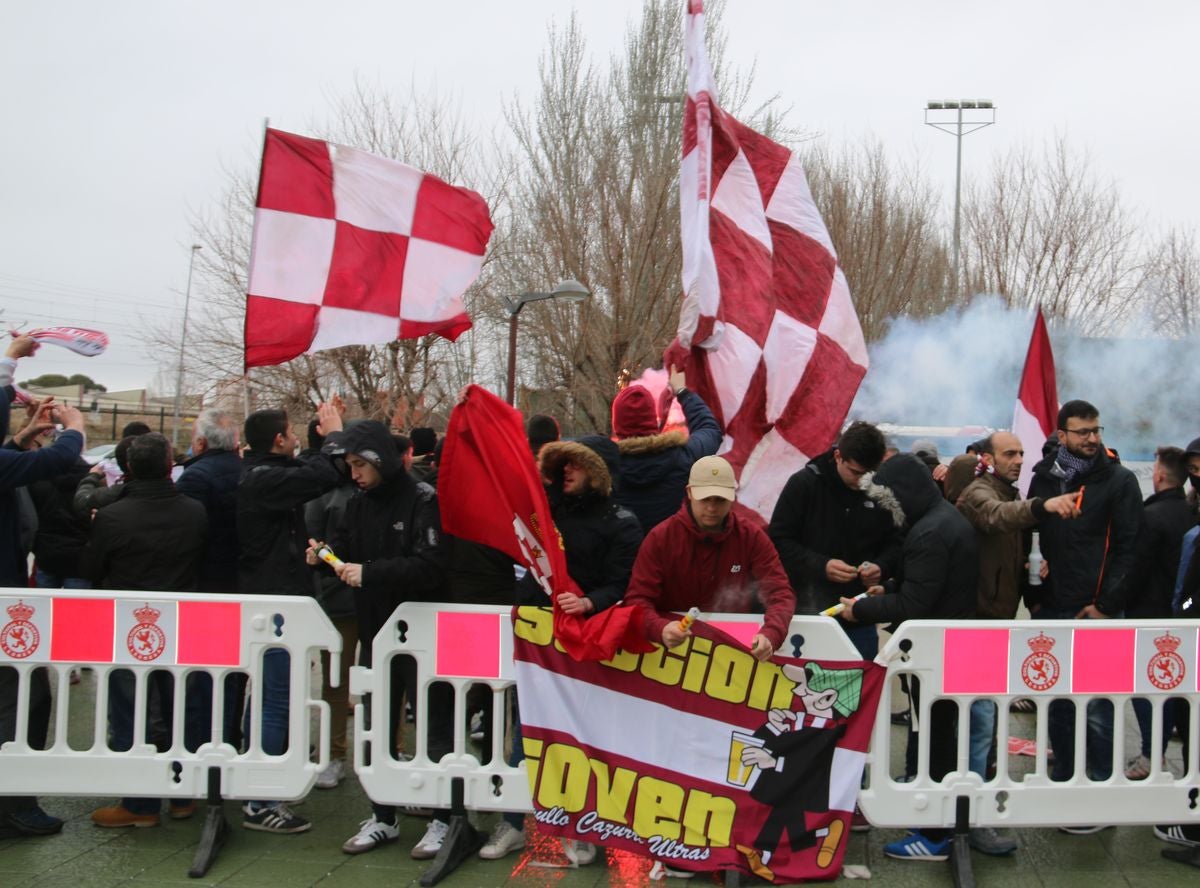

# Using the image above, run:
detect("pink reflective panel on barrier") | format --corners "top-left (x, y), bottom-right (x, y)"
top-left (50, 598), bottom-right (114, 662)
top-left (177, 601), bottom-right (241, 666)
top-left (1071, 628), bottom-right (1135, 693)
top-left (711, 621), bottom-right (759, 650)
top-left (942, 628), bottom-right (1009, 694)
top-left (436, 612), bottom-right (500, 677)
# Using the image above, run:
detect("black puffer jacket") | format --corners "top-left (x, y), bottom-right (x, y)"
top-left (853, 454), bottom-right (978, 629)
top-left (27, 458), bottom-right (91, 578)
top-left (616, 389), bottom-right (720, 532)
top-left (1127, 486), bottom-right (1195, 618)
top-left (177, 447), bottom-right (242, 592)
top-left (237, 444), bottom-right (342, 596)
top-left (1027, 447), bottom-right (1143, 615)
top-left (323, 421), bottom-right (448, 662)
top-left (517, 439), bottom-right (643, 612)
top-left (768, 448), bottom-right (904, 614)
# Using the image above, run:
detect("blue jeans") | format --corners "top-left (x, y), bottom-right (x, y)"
top-left (969, 700), bottom-right (996, 778)
top-left (108, 669), bottom-right (196, 814)
top-left (34, 570), bottom-right (90, 589)
top-left (1042, 608), bottom-right (1115, 781)
top-left (503, 688), bottom-right (525, 830)
top-left (245, 649), bottom-right (290, 810)
top-left (841, 622), bottom-right (879, 660)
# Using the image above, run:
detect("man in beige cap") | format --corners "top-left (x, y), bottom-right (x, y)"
top-left (624, 455), bottom-right (795, 661)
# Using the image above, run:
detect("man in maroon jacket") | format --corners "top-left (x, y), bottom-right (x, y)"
top-left (624, 456), bottom-right (795, 661)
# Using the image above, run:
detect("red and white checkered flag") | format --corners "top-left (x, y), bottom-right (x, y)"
top-left (669, 1), bottom-right (868, 520)
top-left (244, 128), bottom-right (493, 369)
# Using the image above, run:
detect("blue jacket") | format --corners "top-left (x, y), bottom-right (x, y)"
top-left (0, 389), bottom-right (84, 585)
top-left (177, 447), bottom-right (242, 592)
top-left (615, 388), bottom-right (721, 532)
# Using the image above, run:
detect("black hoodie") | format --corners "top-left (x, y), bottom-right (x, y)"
top-left (322, 421), bottom-right (448, 663)
top-left (853, 454), bottom-right (978, 629)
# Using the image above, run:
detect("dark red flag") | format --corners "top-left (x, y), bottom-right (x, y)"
top-left (439, 385), bottom-right (653, 661)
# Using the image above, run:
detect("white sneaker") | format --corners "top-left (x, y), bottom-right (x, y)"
top-left (469, 710), bottom-right (485, 741)
top-left (316, 759), bottom-right (345, 789)
top-left (411, 818), bottom-right (449, 859)
top-left (341, 815), bottom-right (399, 854)
top-left (649, 861), bottom-right (695, 880)
top-left (561, 838), bottom-right (597, 866)
top-left (479, 821), bottom-right (525, 859)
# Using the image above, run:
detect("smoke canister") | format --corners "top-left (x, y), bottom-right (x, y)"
top-left (316, 544), bottom-right (344, 570)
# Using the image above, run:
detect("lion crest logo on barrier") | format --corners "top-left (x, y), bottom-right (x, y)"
top-left (127, 603), bottom-right (166, 662)
top-left (1, 600), bottom-right (39, 659)
top-left (1147, 632), bottom-right (1185, 691)
top-left (1020, 632), bottom-right (1060, 691)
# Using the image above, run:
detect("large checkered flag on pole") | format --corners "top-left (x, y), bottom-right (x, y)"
top-left (668, 1), bottom-right (868, 521)
top-left (244, 128), bottom-right (493, 369)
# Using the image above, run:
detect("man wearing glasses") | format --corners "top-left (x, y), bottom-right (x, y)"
top-left (1027, 400), bottom-right (1143, 821)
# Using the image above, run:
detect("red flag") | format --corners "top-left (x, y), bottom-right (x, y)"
top-left (438, 385), bottom-right (654, 661)
top-left (670, 2), bottom-right (868, 522)
top-left (1013, 308), bottom-right (1058, 494)
top-left (244, 128), bottom-right (493, 370)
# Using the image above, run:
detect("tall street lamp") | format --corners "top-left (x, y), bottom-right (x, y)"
top-left (504, 278), bottom-right (590, 406)
top-left (171, 244), bottom-right (203, 449)
top-left (925, 99), bottom-right (996, 292)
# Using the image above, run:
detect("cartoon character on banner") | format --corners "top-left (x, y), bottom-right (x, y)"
top-left (731, 663), bottom-right (864, 881)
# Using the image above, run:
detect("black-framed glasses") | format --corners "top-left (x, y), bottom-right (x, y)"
top-left (1063, 426), bottom-right (1103, 438)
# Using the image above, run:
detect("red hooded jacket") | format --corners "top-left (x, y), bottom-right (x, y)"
top-left (624, 500), bottom-right (796, 649)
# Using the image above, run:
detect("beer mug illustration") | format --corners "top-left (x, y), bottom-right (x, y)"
top-left (727, 731), bottom-right (765, 789)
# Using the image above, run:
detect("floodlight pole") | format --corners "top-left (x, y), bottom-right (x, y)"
top-left (171, 244), bottom-right (203, 450)
top-left (925, 100), bottom-right (996, 293)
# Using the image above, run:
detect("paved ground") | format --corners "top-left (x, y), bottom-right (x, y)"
top-left (2, 671), bottom-right (1196, 887)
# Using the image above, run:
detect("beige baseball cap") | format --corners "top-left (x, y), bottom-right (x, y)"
top-left (688, 455), bottom-right (738, 501)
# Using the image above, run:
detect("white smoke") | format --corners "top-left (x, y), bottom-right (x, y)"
top-left (848, 295), bottom-right (1197, 459)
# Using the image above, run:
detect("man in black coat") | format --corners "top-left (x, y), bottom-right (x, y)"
top-left (1126, 446), bottom-right (1196, 779)
top-left (1027, 400), bottom-right (1142, 791)
top-left (840, 453), bottom-right (978, 861)
top-left (769, 421), bottom-right (904, 658)
top-left (177, 408), bottom-right (241, 594)
top-left (81, 433), bottom-right (207, 829)
top-left (235, 404), bottom-right (343, 834)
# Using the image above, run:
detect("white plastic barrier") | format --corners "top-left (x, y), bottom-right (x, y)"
top-left (0, 588), bottom-right (341, 875)
top-left (349, 603), bottom-right (862, 884)
top-left (859, 619), bottom-right (1200, 834)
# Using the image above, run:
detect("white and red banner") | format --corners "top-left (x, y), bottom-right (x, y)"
top-left (667, 1), bottom-right (868, 522)
top-left (244, 128), bottom-right (493, 369)
top-left (514, 607), bottom-right (883, 882)
top-left (1012, 308), bottom-right (1057, 495)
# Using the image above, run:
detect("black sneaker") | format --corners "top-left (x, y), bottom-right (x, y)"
top-left (1154, 824), bottom-right (1200, 847)
top-left (4, 806), bottom-right (64, 836)
top-left (242, 803), bottom-right (311, 834)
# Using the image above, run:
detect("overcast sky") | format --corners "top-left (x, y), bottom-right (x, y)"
top-left (2, 0), bottom-right (1196, 392)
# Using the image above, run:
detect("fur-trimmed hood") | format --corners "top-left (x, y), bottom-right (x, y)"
top-left (539, 440), bottom-right (613, 498)
top-left (872, 453), bottom-right (940, 526)
top-left (616, 430), bottom-right (686, 458)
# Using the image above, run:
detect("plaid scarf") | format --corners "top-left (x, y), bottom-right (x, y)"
top-left (1054, 447), bottom-right (1096, 485)
top-left (974, 460), bottom-right (996, 478)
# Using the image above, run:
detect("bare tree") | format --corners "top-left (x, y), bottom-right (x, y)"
top-left (961, 137), bottom-right (1145, 333)
top-left (494, 0), bottom-right (798, 432)
top-left (1140, 227), bottom-right (1199, 338)
top-left (802, 138), bottom-right (953, 341)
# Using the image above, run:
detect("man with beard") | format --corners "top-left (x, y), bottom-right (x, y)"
top-left (955, 431), bottom-right (1079, 855)
top-left (1027, 400), bottom-right (1142, 825)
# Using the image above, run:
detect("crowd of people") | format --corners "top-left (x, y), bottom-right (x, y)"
top-left (2, 334), bottom-right (1199, 871)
